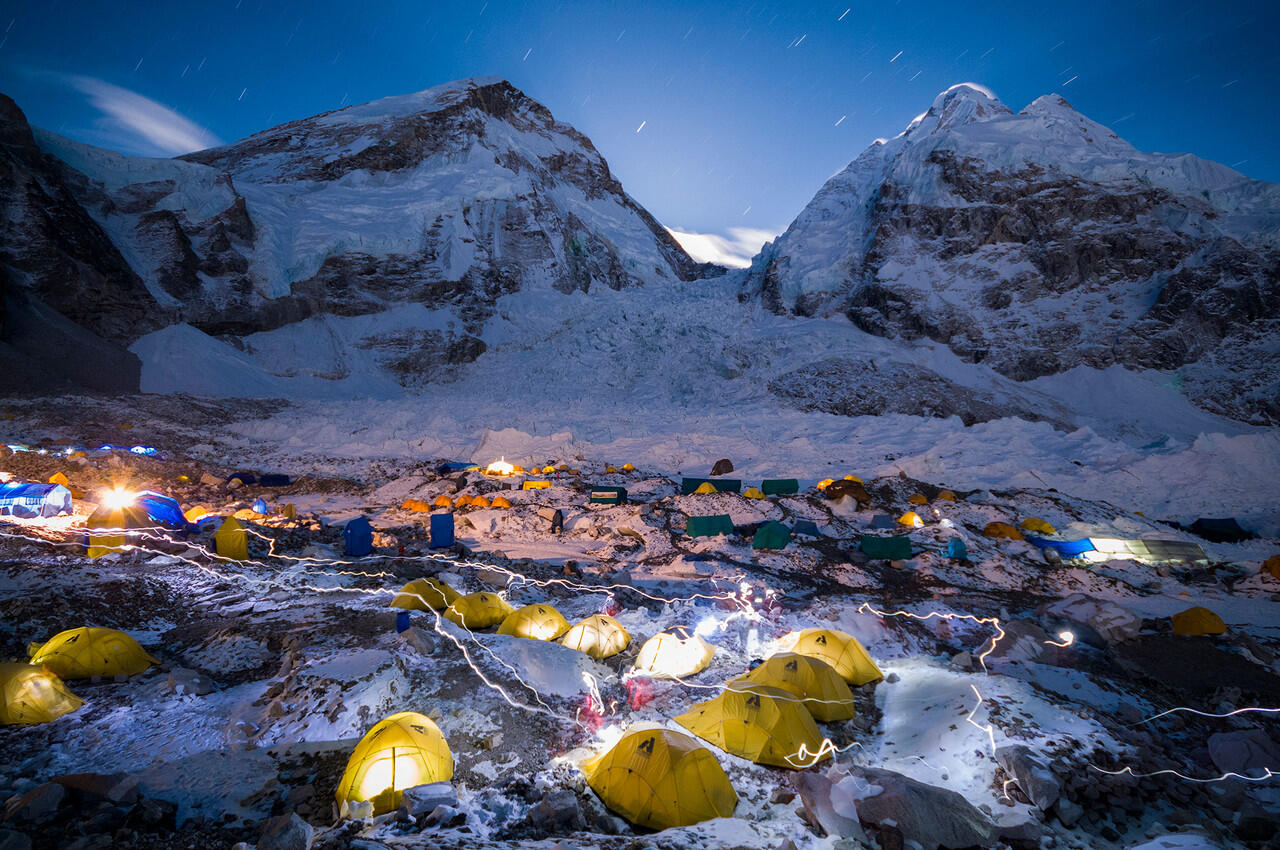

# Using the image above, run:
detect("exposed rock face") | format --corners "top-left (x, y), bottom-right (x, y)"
top-left (744, 84), bottom-right (1280, 424)
top-left (4, 77), bottom-right (699, 393)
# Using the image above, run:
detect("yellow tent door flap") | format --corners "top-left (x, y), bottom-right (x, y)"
top-left (741, 652), bottom-right (855, 722)
top-left (561, 614), bottom-right (631, 659)
top-left (29, 627), bottom-right (157, 679)
top-left (497, 604), bottom-right (572, 641)
top-left (0, 663), bottom-right (83, 725)
top-left (784, 628), bottom-right (883, 686)
top-left (583, 726), bottom-right (737, 830)
top-left (443, 593), bottom-right (515, 630)
top-left (391, 578), bottom-right (460, 611)
top-left (335, 712), bottom-right (453, 817)
top-left (674, 681), bottom-right (828, 769)
top-left (1171, 606), bottom-right (1227, 636)
top-left (632, 629), bottom-right (715, 679)
top-left (215, 516), bottom-right (249, 560)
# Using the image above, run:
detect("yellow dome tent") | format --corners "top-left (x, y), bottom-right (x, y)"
top-left (583, 726), bottom-right (737, 830)
top-left (740, 653), bottom-right (855, 722)
top-left (401, 498), bottom-right (431, 513)
top-left (0, 663), bottom-right (83, 725)
top-left (490, 495), bottom-right (512, 509)
top-left (983, 521), bottom-right (1024, 540)
top-left (1171, 606), bottom-right (1227, 637)
top-left (49, 472), bottom-right (71, 487)
top-left (936, 489), bottom-right (957, 501)
top-left (1020, 517), bottom-right (1057, 536)
top-left (674, 681), bottom-right (828, 769)
top-left (605, 465), bottom-right (619, 474)
top-left (844, 475), bottom-right (863, 483)
top-left (908, 493), bottom-right (928, 505)
top-left (561, 614), bottom-right (631, 659)
top-left (390, 577), bottom-right (460, 612)
top-left (443, 593), bottom-right (515, 630)
top-left (783, 628), bottom-right (883, 686)
top-left (816, 478), bottom-right (834, 490)
top-left (897, 512), bottom-right (923, 528)
top-left (632, 627), bottom-right (715, 679)
top-left (497, 604), bottom-right (571, 641)
top-left (29, 627), bottom-right (157, 679)
top-left (692, 481), bottom-right (718, 495)
top-left (621, 463), bottom-right (636, 472)
top-left (1265, 555), bottom-right (1280, 580)
top-left (335, 712), bottom-right (453, 817)
top-left (470, 495), bottom-right (491, 508)
top-left (432, 495), bottom-right (453, 509)
top-left (454, 494), bottom-right (473, 508)
top-left (215, 516), bottom-right (249, 560)
top-left (742, 487), bottom-right (766, 500)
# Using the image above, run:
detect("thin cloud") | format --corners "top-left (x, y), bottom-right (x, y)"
top-left (667, 226), bottom-right (777, 268)
top-left (62, 75), bottom-right (222, 156)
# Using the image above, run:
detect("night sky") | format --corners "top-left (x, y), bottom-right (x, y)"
top-left (3, 0), bottom-right (1276, 265)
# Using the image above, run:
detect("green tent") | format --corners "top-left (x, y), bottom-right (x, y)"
top-left (760, 479), bottom-right (799, 496)
top-left (681, 478), bottom-right (742, 495)
top-left (752, 521), bottom-right (791, 550)
top-left (860, 535), bottom-right (912, 560)
top-left (589, 486), bottom-right (628, 505)
top-left (687, 514), bottom-right (736, 538)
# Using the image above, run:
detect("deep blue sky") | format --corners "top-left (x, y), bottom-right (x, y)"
top-left (3, 0), bottom-right (1277, 263)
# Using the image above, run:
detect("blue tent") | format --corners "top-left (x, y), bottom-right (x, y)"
top-left (430, 513), bottom-right (455, 549)
top-left (343, 516), bottom-right (374, 557)
top-left (0, 482), bottom-right (72, 518)
top-left (945, 538), bottom-right (968, 559)
top-left (792, 520), bottom-right (821, 538)
top-left (1025, 537), bottom-right (1095, 558)
top-left (870, 515), bottom-right (896, 530)
top-left (252, 497), bottom-right (269, 514)
top-left (134, 491), bottom-right (188, 528)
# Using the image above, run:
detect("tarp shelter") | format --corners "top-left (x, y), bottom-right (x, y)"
top-left (429, 514), bottom-right (455, 549)
top-left (583, 726), bottom-right (737, 830)
top-left (561, 614), bottom-right (631, 659)
top-left (1025, 537), bottom-right (1094, 558)
top-left (85, 492), bottom-right (186, 558)
top-left (443, 593), bottom-right (515, 630)
top-left (860, 536), bottom-right (912, 560)
top-left (945, 538), bottom-right (968, 559)
top-left (1087, 538), bottom-right (1208, 563)
top-left (0, 663), bottom-right (82, 725)
top-left (983, 522), bottom-right (1024, 540)
top-left (1189, 518), bottom-right (1254, 543)
top-left (227, 471), bottom-right (257, 486)
top-left (589, 486), bottom-right (628, 505)
top-left (0, 482), bottom-right (71, 518)
top-left (687, 515), bottom-right (735, 538)
top-left (390, 578), bottom-right (459, 611)
top-left (215, 516), bottom-right (249, 560)
top-left (741, 653), bottom-right (855, 722)
top-left (1171, 606), bottom-right (1227, 636)
top-left (523, 480), bottom-right (552, 490)
top-left (752, 521), bottom-right (791, 551)
top-left (29, 627), bottom-right (157, 679)
top-left (761, 479), bottom-right (799, 496)
top-left (681, 478), bottom-right (741, 495)
top-left (252, 497), bottom-right (269, 515)
top-left (632, 627), bottom-right (715, 678)
top-left (784, 628), bottom-right (882, 686)
top-left (498, 604), bottom-right (572, 641)
top-left (343, 516), bottom-right (374, 557)
top-left (792, 520), bottom-right (821, 538)
top-left (335, 712), bottom-right (453, 817)
top-left (259, 474), bottom-right (291, 487)
top-left (675, 681), bottom-right (828, 769)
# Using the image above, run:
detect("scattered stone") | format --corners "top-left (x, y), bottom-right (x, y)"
top-left (3, 782), bottom-right (66, 824)
top-left (770, 787), bottom-right (795, 805)
top-left (167, 667), bottom-right (216, 696)
top-left (1207, 729), bottom-right (1280, 776)
top-left (841, 766), bottom-right (994, 850)
top-left (0, 829), bottom-right (32, 850)
top-left (1235, 800), bottom-right (1280, 841)
top-left (793, 771), bottom-right (867, 842)
top-left (996, 745), bottom-right (1061, 811)
top-left (53, 772), bottom-right (140, 805)
top-left (1055, 798), bottom-right (1084, 828)
top-left (126, 797), bottom-right (177, 830)
top-left (259, 811), bottom-right (314, 850)
top-left (988, 620), bottom-right (1053, 664)
top-left (424, 804), bottom-right (467, 828)
top-left (402, 782), bottom-right (457, 817)
top-left (1041, 593), bottom-right (1142, 646)
top-left (950, 651), bottom-right (975, 671)
top-left (398, 626), bottom-right (435, 656)
top-left (527, 790), bottom-right (584, 831)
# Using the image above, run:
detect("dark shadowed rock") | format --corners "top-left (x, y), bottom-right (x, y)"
top-left (842, 766), bottom-right (996, 850)
top-left (258, 812), bottom-right (314, 850)
top-left (996, 746), bottom-right (1060, 810)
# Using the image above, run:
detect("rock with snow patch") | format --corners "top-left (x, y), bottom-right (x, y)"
top-left (839, 766), bottom-right (996, 849)
top-left (258, 812), bottom-right (314, 850)
top-left (996, 745), bottom-right (1060, 811)
top-left (402, 782), bottom-right (457, 817)
top-left (988, 620), bottom-right (1054, 663)
top-left (1207, 729), bottom-right (1280, 777)
top-left (167, 667), bottom-right (216, 696)
top-left (1041, 593), bottom-right (1142, 646)
top-left (527, 789), bottom-right (585, 832)
top-left (52, 772), bottom-right (140, 806)
top-left (793, 770), bottom-right (867, 842)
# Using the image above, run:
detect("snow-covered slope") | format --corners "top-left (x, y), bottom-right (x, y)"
top-left (743, 83), bottom-right (1280, 425)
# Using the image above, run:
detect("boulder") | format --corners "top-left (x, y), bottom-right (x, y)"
top-left (53, 772), bottom-right (140, 806)
top-left (1054, 798), bottom-right (1084, 827)
top-left (1041, 593), bottom-right (1142, 646)
top-left (1207, 729), bottom-right (1280, 777)
top-left (527, 789), bottom-right (585, 831)
top-left (711, 459), bottom-right (734, 476)
top-left (0, 829), bottom-right (32, 850)
top-left (3, 782), bottom-right (66, 824)
top-left (988, 620), bottom-right (1054, 664)
top-left (995, 745), bottom-right (1061, 810)
top-left (167, 668), bottom-right (216, 696)
top-left (402, 782), bottom-right (457, 817)
top-left (793, 770), bottom-right (867, 842)
top-left (258, 812), bottom-right (314, 850)
top-left (840, 766), bottom-right (996, 850)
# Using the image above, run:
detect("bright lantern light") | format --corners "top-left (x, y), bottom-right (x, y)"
top-left (356, 751), bottom-right (423, 801)
top-left (485, 458), bottom-right (516, 476)
top-left (694, 616), bottom-right (720, 638)
top-left (100, 488), bottom-right (136, 510)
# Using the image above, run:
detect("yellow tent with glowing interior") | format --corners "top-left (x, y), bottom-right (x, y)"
top-left (632, 627), bottom-right (715, 679)
top-left (1171, 606), bottom-right (1227, 636)
top-left (739, 653), bottom-right (855, 722)
top-left (29, 627), bottom-right (157, 679)
top-left (443, 592), bottom-right (515, 630)
top-left (897, 512), bottom-right (923, 528)
top-left (335, 711), bottom-right (453, 817)
top-left (675, 680), bottom-right (828, 769)
top-left (583, 726), bottom-right (737, 830)
top-left (390, 577), bottom-right (460, 612)
top-left (498, 603), bottom-right (572, 641)
top-left (215, 516), bottom-right (249, 560)
top-left (561, 614), bottom-right (631, 659)
top-left (0, 663), bottom-right (83, 725)
top-left (783, 628), bottom-right (882, 686)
